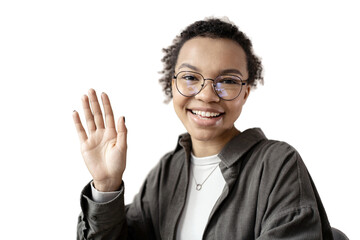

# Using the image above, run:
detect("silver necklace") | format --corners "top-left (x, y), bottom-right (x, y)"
top-left (192, 164), bottom-right (219, 191)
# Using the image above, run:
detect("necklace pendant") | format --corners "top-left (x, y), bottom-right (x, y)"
top-left (196, 184), bottom-right (202, 191)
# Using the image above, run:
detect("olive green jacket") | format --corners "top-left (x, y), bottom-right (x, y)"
top-left (77, 128), bottom-right (333, 239)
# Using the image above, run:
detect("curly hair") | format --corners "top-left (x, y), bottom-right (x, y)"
top-left (159, 17), bottom-right (264, 102)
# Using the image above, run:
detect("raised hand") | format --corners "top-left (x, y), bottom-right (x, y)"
top-left (73, 89), bottom-right (127, 192)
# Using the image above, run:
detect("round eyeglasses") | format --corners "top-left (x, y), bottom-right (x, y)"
top-left (173, 71), bottom-right (246, 101)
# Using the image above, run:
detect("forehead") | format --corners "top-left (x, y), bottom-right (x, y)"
top-left (176, 37), bottom-right (248, 77)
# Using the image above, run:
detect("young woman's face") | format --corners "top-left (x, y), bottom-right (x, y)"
top-left (172, 37), bottom-right (251, 143)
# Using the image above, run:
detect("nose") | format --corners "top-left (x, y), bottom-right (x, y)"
top-left (194, 79), bottom-right (220, 102)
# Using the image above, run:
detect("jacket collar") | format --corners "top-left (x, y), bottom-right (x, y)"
top-left (177, 128), bottom-right (267, 168)
top-left (218, 128), bottom-right (267, 168)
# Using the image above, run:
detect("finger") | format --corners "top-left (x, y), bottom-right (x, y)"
top-left (82, 94), bottom-right (96, 133)
top-left (88, 88), bottom-right (105, 129)
top-left (72, 110), bottom-right (88, 142)
top-left (116, 116), bottom-right (127, 151)
top-left (101, 92), bottom-right (115, 128)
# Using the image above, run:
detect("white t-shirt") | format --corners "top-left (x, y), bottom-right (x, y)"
top-left (176, 153), bottom-right (225, 240)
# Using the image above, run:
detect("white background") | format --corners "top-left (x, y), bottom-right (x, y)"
top-left (0, 0), bottom-right (359, 239)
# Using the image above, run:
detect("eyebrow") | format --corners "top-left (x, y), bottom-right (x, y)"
top-left (177, 63), bottom-right (243, 77)
top-left (220, 69), bottom-right (243, 77)
top-left (177, 63), bottom-right (199, 71)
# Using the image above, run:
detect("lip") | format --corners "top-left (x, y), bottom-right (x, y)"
top-left (187, 108), bottom-right (224, 127)
top-left (187, 107), bottom-right (224, 114)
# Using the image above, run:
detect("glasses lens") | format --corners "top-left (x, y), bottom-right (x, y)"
top-left (214, 75), bottom-right (243, 100)
top-left (176, 71), bottom-right (203, 96)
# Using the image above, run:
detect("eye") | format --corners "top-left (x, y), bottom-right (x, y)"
top-left (182, 75), bottom-right (198, 81)
top-left (179, 72), bottom-right (201, 82)
top-left (217, 77), bottom-right (241, 85)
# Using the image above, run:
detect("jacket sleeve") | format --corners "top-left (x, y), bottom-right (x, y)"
top-left (77, 158), bottom-right (164, 240)
top-left (77, 182), bottom-right (128, 240)
top-left (256, 143), bottom-right (334, 240)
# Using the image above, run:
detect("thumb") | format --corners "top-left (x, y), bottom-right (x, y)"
top-left (116, 116), bottom-right (127, 151)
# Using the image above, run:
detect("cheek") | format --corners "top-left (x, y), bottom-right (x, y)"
top-left (171, 81), bottom-right (180, 103)
top-left (231, 91), bottom-right (249, 112)
top-left (172, 87), bottom-right (186, 111)
top-left (224, 101), bottom-right (245, 121)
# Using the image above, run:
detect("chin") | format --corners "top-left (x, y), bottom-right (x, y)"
top-left (187, 124), bottom-right (239, 143)
top-left (188, 129), bottom-right (222, 142)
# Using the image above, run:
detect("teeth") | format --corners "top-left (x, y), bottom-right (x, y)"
top-left (191, 110), bottom-right (221, 118)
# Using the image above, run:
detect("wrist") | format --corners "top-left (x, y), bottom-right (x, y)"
top-left (93, 178), bottom-right (122, 192)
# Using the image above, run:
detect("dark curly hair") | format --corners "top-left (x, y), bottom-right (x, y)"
top-left (159, 17), bottom-right (264, 102)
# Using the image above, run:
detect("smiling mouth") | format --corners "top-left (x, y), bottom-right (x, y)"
top-left (190, 110), bottom-right (224, 118)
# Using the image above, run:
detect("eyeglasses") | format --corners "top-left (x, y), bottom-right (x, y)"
top-left (173, 71), bottom-right (246, 101)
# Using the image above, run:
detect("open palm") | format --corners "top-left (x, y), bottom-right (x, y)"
top-left (73, 89), bottom-right (127, 192)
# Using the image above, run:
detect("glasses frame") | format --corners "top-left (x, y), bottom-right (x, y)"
top-left (173, 71), bottom-right (247, 101)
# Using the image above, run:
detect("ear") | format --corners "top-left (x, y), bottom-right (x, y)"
top-left (171, 78), bottom-right (175, 90)
top-left (242, 85), bottom-right (251, 103)
top-left (171, 78), bottom-right (177, 96)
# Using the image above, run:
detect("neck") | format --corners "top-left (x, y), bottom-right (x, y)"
top-left (191, 127), bottom-right (240, 157)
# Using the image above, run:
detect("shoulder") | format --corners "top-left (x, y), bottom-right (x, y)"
top-left (249, 139), bottom-right (315, 204)
top-left (252, 138), bottom-right (301, 166)
top-left (241, 138), bottom-right (309, 192)
top-left (256, 138), bottom-right (298, 156)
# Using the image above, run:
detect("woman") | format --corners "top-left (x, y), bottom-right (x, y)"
top-left (74, 18), bottom-right (334, 239)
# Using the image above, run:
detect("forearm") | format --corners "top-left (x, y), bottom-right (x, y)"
top-left (77, 182), bottom-right (127, 240)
